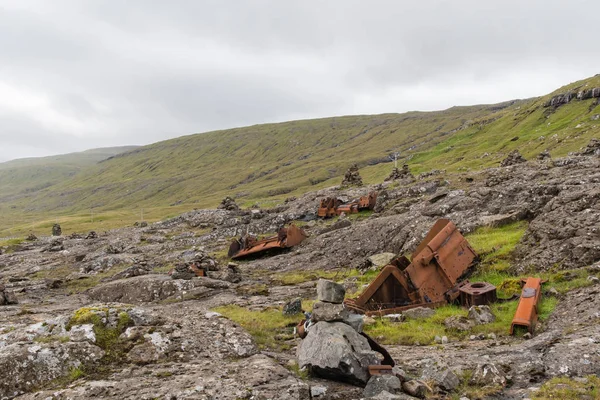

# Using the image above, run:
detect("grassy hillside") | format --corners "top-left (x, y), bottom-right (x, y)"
top-left (1, 75), bottom-right (599, 236)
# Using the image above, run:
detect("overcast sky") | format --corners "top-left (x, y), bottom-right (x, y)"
top-left (0, 0), bottom-right (598, 162)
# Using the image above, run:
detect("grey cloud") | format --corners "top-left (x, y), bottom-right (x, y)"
top-left (0, 0), bottom-right (598, 162)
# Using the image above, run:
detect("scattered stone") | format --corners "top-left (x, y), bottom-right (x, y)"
top-left (383, 314), bottom-right (405, 323)
top-left (204, 311), bottom-right (222, 319)
top-left (429, 369), bottom-right (460, 391)
top-left (310, 386), bottom-right (327, 397)
top-left (218, 196), bottom-right (240, 211)
top-left (85, 231), bottom-right (98, 239)
top-left (488, 333), bottom-right (497, 340)
top-left (106, 243), bottom-right (125, 254)
top-left (25, 233), bottom-right (37, 241)
top-left (51, 223), bottom-right (62, 236)
top-left (368, 252), bottom-right (397, 268)
top-left (68, 324), bottom-right (96, 343)
top-left (434, 335), bottom-right (442, 344)
top-left (401, 379), bottom-right (431, 398)
top-left (500, 150), bottom-right (527, 167)
top-left (316, 279), bottom-right (346, 304)
top-left (403, 307), bottom-right (435, 319)
top-left (297, 321), bottom-right (380, 385)
top-left (547, 287), bottom-right (560, 297)
top-left (341, 164), bottom-right (363, 187)
top-left (441, 335), bottom-right (448, 344)
top-left (523, 332), bottom-right (532, 340)
top-left (283, 297), bottom-right (303, 315)
top-left (467, 305), bottom-right (496, 324)
top-left (364, 316), bottom-right (377, 325)
top-left (587, 276), bottom-right (599, 284)
top-left (470, 363), bottom-right (507, 387)
top-left (364, 375), bottom-right (402, 398)
top-left (311, 302), bottom-right (350, 322)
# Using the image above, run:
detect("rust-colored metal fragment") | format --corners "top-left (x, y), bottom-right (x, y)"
top-left (317, 191), bottom-right (378, 218)
top-left (459, 281), bottom-right (497, 307)
top-left (510, 277), bottom-right (544, 335)
top-left (344, 218), bottom-right (477, 316)
top-left (228, 224), bottom-right (308, 260)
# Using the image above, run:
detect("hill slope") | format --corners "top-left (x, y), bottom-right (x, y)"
top-left (1, 75), bottom-right (599, 235)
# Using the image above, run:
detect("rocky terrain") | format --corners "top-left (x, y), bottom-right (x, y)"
top-left (0, 140), bottom-right (599, 399)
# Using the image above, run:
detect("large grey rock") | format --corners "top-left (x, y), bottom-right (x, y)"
top-left (467, 305), bottom-right (496, 324)
top-left (403, 307), bottom-right (435, 319)
top-left (297, 321), bottom-right (380, 385)
top-left (316, 279), bottom-right (346, 303)
top-left (364, 375), bottom-right (402, 398)
top-left (343, 313), bottom-right (364, 332)
top-left (368, 391), bottom-right (419, 400)
top-left (311, 301), bottom-right (350, 322)
top-left (0, 342), bottom-right (104, 398)
top-left (470, 363), bottom-right (506, 387)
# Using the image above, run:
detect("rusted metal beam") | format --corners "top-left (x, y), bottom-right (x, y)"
top-left (510, 277), bottom-right (544, 335)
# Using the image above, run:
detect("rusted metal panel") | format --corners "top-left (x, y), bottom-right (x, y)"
top-left (510, 277), bottom-right (544, 335)
top-left (228, 224), bottom-right (308, 259)
top-left (368, 365), bottom-right (393, 376)
top-left (459, 282), bottom-right (497, 307)
top-left (343, 218), bottom-right (477, 316)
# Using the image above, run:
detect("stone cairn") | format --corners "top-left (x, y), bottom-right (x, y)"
top-left (297, 279), bottom-right (378, 385)
top-left (341, 164), bottom-right (363, 187)
top-left (384, 164), bottom-right (414, 182)
top-left (218, 196), bottom-right (240, 211)
top-left (51, 223), bottom-right (62, 236)
top-left (500, 150), bottom-right (527, 167)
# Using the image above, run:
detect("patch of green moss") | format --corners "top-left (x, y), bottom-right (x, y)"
top-left (532, 375), bottom-right (600, 399)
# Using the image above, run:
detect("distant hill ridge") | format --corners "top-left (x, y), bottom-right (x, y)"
top-left (0, 75), bottom-right (599, 235)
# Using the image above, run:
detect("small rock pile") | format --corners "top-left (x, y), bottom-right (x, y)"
top-left (500, 150), bottom-right (527, 167)
top-left (218, 196), bottom-right (240, 211)
top-left (384, 164), bottom-right (414, 182)
top-left (341, 164), bottom-right (363, 187)
top-left (0, 283), bottom-right (18, 305)
top-left (297, 279), bottom-right (378, 385)
top-left (51, 223), bottom-right (62, 236)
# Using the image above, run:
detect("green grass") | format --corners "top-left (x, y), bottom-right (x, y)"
top-left (213, 304), bottom-right (308, 351)
top-left (2, 74), bottom-right (600, 236)
top-left (466, 221), bottom-right (528, 272)
top-left (532, 375), bottom-right (600, 399)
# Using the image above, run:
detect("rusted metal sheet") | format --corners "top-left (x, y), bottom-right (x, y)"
top-left (228, 224), bottom-right (308, 260)
top-left (510, 277), bottom-right (544, 335)
top-left (368, 365), bottom-right (393, 376)
top-left (344, 218), bottom-right (477, 316)
top-left (317, 191), bottom-right (378, 218)
top-left (459, 282), bottom-right (497, 307)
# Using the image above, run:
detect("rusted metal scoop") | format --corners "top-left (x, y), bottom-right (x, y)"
top-left (510, 277), bottom-right (545, 335)
top-left (228, 224), bottom-right (308, 260)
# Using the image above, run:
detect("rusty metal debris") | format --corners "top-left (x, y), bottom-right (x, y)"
top-left (510, 277), bottom-right (544, 335)
top-left (317, 191), bottom-right (378, 218)
top-left (459, 282), bottom-right (497, 307)
top-left (228, 224), bottom-right (308, 260)
top-left (345, 218), bottom-right (477, 316)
